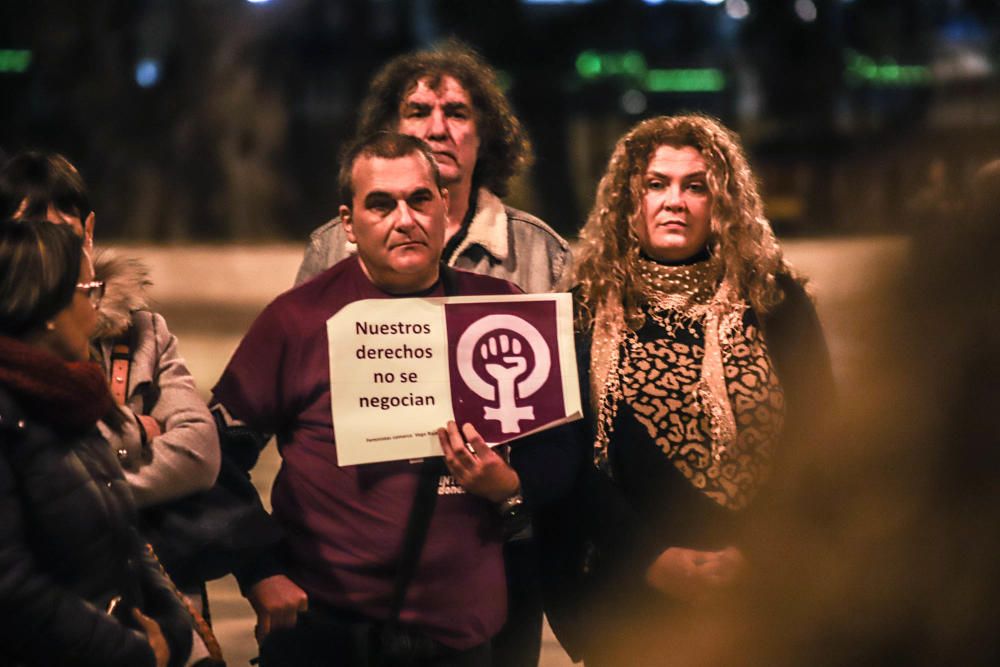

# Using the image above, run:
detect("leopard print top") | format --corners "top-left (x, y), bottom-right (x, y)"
top-left (620, 308), bottom-right (784, 510)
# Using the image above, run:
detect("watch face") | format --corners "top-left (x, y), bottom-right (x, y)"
top-left (500, 493), bottom-right (524, 513)
top-left (500, 502), bottom-right (531, 539)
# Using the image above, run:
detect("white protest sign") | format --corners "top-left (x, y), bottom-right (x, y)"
top-left (328, 293), bottom-right (581, 466)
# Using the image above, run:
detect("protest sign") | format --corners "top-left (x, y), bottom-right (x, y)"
top-left (328, 293), bottom-right (580, 465)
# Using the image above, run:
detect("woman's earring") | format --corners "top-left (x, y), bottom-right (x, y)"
top-left (45, 321), bottom-right (56, 331)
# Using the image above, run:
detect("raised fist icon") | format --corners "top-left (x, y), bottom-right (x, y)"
top-left (456, 314), bottom-right (552, 435)
top-left (480, 334), bottom-right (533, 433)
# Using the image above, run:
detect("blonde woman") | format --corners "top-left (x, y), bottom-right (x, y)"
top-left (539, 115), bottom-right (834, 665)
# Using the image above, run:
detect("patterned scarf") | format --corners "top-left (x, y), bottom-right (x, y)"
top-left (589, 254), bottom-right (783, 510)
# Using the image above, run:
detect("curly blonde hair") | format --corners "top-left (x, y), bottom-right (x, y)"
top-left (575, 114), bottom-right (786, 329)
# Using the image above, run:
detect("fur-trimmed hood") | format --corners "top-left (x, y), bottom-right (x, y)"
top-left (92, 251), bottom-right (153, 340)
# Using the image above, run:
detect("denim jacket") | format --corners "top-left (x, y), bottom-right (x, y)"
top-left (294, 188), bottom-right (572, 293)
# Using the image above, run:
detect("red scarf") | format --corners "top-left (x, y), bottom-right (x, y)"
top-left (0, 336), bottom-right (116, 433)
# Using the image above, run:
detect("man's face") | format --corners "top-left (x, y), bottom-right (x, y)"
top-left (340, 153), bottom-right (449, 293)
top-left (398, 75), bottom-right (480, 189)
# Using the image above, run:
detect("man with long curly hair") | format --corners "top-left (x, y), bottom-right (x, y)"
top-left (294, 42), bottom-right (570, 296)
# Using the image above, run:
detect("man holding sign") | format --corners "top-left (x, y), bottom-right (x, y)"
top-left (210, 133), bottom-right (574, 666)
top-left (296, 44), bottom-right (573, 667)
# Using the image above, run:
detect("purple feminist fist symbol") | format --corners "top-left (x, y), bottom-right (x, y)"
top-left (456, 314), bottom-right (551, 434)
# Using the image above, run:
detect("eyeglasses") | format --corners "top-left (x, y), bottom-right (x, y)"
top-left (76, 280), bottom-right (105, 308)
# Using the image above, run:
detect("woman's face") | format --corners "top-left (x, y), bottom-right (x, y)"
top-left (637, 144), bottom-right (713, 262)
top-left (44, 260), bottom-right (98, 362)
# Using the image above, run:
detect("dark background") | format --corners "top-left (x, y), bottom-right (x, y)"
top-left (1, 0), bottom-right (997, 241)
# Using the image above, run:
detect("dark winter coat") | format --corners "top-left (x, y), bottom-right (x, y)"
top-left (0, 385), bottom-right (192, 667)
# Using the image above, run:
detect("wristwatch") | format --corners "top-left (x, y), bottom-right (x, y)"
top-left (497, 489), bottom-right (529, 538)
top-left (497, 489), bottom-right (524, 516)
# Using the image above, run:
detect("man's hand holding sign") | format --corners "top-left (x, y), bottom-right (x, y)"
top-left (438, 421), bottom-right (521, 503)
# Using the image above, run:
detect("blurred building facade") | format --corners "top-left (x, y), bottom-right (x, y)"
top-left (1, 0), bottom-right (997, 241)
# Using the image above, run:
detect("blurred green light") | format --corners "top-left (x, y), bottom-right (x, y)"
top-left (576, 51), bottom-right (602, 78)
top-left (622, 51), bottom-right (646, 77)
top-left (900, 66), bottom-right (931, 85)
top-left (575, 49), bottom-right (725, 93)
top-left (0, 49), bottom-right (32, 73)
top-left (605, 54), bottom-right (625, 75)
top-left (495, 69), bottom-right (514, 92)
top-left (646, 68), bottom-right (725, 92)
top-left (845, 50), bottom-right (930, 87)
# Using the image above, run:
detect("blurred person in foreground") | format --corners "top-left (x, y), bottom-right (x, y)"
top-left (211, 132), bottom-right (574, 666)
top-left (0, 152), bottom-right (221, 610)
top-left (537, 114), bottom-right (834, 665)
top-left (0, 220), bottom-right (191, 667)
top-left (295, 41), bottom-right (571, 667)
top-left (650, 158), bottom-right (1000, 667)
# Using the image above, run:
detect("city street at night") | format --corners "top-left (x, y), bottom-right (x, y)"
top-left (4, 1), bottom-right (996, 664)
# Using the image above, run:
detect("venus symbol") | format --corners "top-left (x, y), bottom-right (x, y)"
top-left (456, 314), bottom-right (551, 434)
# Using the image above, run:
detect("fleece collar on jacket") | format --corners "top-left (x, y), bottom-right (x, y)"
top-left (447, 188), bottom-right (509, 265)
top-left (340, 187), bottom-right (510, 265)
top-left (92, 251), bottom-right (152, 340)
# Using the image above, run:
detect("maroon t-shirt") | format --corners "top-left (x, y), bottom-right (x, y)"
top-left (212, 256), bottom-right (520, 649)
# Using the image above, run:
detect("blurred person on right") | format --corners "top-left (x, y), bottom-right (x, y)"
top-left (630, 161), bottom-right (1000, 666)
top-left (537, 114), bottom-right (834, 665)
top-left (0, 220), bottom-right (192, 667)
